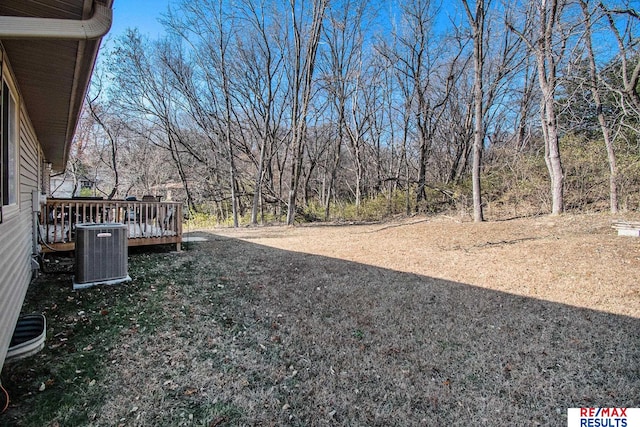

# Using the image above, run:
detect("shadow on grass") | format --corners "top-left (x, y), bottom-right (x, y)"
top-left (2, 232), bottom-right (639, 426)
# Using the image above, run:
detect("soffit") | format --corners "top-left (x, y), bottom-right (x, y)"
top-left (0, 0), bottom-right (110, 171)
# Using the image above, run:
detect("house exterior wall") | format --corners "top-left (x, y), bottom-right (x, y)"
top-left (0, 60), bottom-right (43, 370)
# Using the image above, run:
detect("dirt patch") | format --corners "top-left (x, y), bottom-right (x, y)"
top-left (2, 213), bottom-right (639, 426)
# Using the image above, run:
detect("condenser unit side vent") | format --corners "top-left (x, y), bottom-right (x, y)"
top-left (73, 223), bottom-right (131, 290)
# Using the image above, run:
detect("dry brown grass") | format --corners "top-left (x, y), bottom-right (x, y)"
top-left (2, 212), bottom-right (639, 426)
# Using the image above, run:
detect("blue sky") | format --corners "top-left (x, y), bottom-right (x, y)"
top-left (109, 1), bottom-right (458, 41)
top-left (110, 0), bottom-right (173, 39)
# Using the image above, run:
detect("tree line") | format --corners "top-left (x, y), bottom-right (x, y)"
top-left (63, 0), bottom-right (640, 225)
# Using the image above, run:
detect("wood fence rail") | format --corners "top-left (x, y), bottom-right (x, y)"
top-left (39, 198), bottom-right (182, 252)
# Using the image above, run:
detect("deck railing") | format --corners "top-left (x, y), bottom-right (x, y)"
top-left (39, 198), bottom-right (182, 252)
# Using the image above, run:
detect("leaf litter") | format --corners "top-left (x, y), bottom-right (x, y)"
top-left (2, 213), bottom-right (639, 425)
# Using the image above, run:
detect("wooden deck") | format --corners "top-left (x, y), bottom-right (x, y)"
top-left (39, 198), bottom-right (183, 252)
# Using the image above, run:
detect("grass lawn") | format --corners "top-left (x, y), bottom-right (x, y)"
top-left (1, 214), bottom-right (639, 426)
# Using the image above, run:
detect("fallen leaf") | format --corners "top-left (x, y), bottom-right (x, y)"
top-left (270, 335), bottom-right (282, 343)
top-left (210, 416), bottom-right (228, 427)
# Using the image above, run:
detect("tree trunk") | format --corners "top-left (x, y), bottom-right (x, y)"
top-left (541, 94), bottom-right (564, 214)
top-left (581, 0), bottom-right (618, 213)
top-left (286, 0), bottom-right (327, 225)
top-left (415, 124), bottom-right (429, 211)
top-left (536, 0), bottom-right (564, 215)
top-left (251, 139), bottom-right (267, 225)
top-left (509, 0), bottom-right (566, 215)
top-left (324, 131), bottom-right (342, 221)
top-left (463, 0), bottom-right (485, 222)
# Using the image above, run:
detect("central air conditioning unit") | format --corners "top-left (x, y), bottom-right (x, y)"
top-left (73, 223), bottom-right (131, 290)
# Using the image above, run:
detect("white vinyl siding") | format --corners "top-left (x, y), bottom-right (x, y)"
top-left (0, 77), bottom-right (41, 370)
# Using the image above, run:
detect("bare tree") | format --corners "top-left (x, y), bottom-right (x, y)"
top-left (378, 0), bottom-right (462, 212)
top-left (401, 0), bottom-right (442, 209)
top-left (165, 0), bottom-right (242, 226)
top-left (217, 2), bottom-right (240, 227)
top-left (85, 92), bottom-right (122, 199)
top-left (285, 0), bottom-right (328, 225)
top-left (462, 0), bottom-right (487, 222)
top-left (320, 0), bottom-right (368, 219)
top-left (513, 54), bottom-right (538, 152)
top-left (79, 0), bottom-right (638, 223)
top-left (462, 0), bottom-right (526, 221)
top-left (579, 0), bottom-right (618, 213)
top-left (109, 31), bottom-right (202, 210)
top-left (509, 0), bottom-right (573, 215)
top-left (233, 1), bottom-right (288, 225)
top-left (600, 1), bottom-right (640, 123)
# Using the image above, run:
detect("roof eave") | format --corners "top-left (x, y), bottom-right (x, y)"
top-left (0, 0), bottom-right (113, 171)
